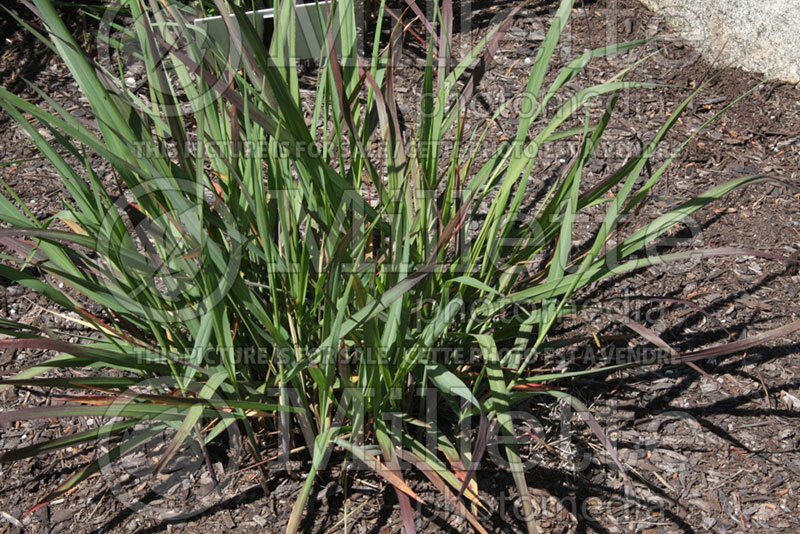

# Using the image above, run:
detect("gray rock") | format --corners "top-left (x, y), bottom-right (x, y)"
top-left (639, 0), bottom-right (800, 83)
top-left (50, 509), bottom-right (73, 524)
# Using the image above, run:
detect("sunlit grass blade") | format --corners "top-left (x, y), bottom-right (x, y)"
top-left (476, 335), bottom-right (539, 534)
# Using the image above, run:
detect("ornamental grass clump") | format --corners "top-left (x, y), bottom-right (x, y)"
top-left (0, 0), bottom-right (797, 532)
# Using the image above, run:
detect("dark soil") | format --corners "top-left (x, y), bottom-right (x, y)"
top-left (2, 1), bottom-right (800, 533)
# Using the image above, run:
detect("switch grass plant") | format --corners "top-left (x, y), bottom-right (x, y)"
top-left (1, 0), bottom-right (798, 532)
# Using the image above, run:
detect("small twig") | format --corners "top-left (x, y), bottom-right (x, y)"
top-left (755, 370), bottom-right (771, 410)
top-left (1, 511), bottom-right (23, 529)
top-left (87, 487), bottom-right (110, 521)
